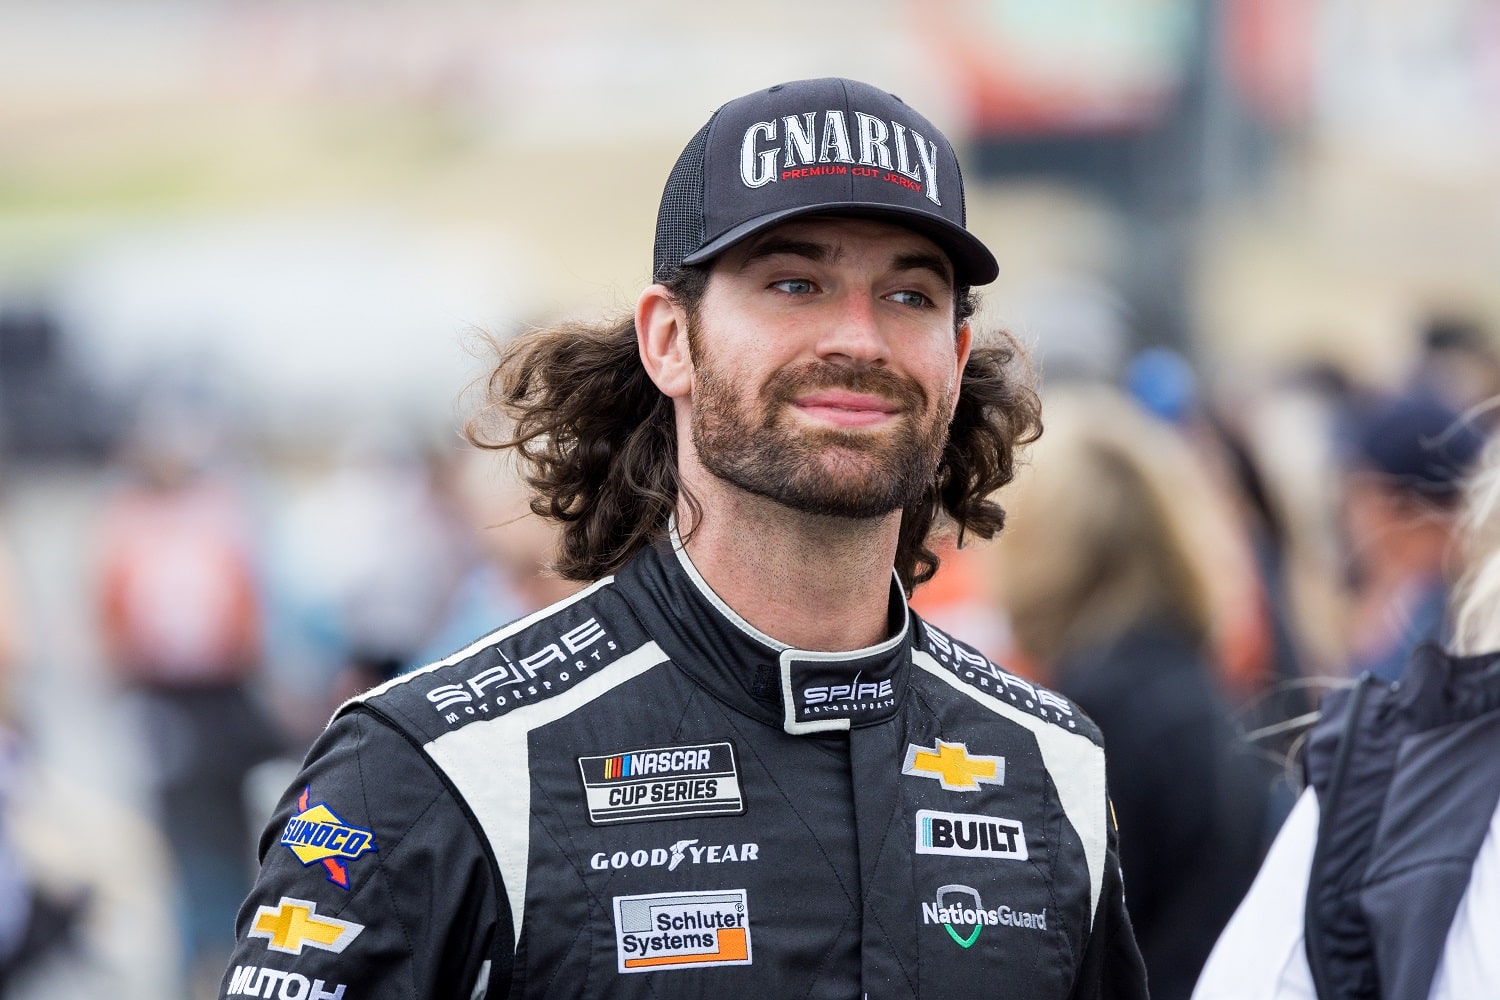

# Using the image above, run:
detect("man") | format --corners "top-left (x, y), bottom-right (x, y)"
top-left (221, 77), bottom-right (1146, 1000)
top-left (1340, 392), bottom-right (1483, 681)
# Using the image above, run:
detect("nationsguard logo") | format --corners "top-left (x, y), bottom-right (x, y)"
top-left (613, 889), bottom-right (752, 973)
top-left (279, 787), bottom-right (377, 889)
top-left (578, 742), bottom-right (744, 826)
top-left (922, 884), bottom-right (1046, 949)
top-left (247, 896), bottom-right (364, 956)
top-left (902, 740), bottom-right (1005, 791)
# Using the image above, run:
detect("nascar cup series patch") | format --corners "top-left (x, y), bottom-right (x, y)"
top-left (578, 741), bottom-right (744, 826)
top-left (279, 786), bottom-right (378, 889)
top-left (613, 889), bottom-right (752, 973)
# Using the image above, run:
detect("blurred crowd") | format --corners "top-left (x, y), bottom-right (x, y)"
top-left (0, 309), bottom-right (1495, 999)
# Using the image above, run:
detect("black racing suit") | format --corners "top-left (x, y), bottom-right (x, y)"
top-left (220, 539), bottom-right (1147, 999)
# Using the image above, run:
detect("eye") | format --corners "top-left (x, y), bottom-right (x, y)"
top-left (888, 289), bottom-right (933, 308)
top-left (771, 278), bottom-right (816, 295)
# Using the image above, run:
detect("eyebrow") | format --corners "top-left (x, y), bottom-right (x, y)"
top-left (732, 236), bottom-right (836, 272)
top-left (892, 250), bottom-right (955, 290)
top-left (733, 236), bottom-right (956, 290)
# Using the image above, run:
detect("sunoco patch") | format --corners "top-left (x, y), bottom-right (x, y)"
top-left (578, 741), bottom-right (744, 826)
top-left (279, 786), bottom-right (378, 889)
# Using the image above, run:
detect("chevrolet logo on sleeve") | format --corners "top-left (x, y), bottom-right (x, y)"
top-left (902, 740), bottom-right (1005, 791)
top-left (249, 897), bottom-right (364, 955)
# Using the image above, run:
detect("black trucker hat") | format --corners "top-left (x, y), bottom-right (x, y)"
top-left (653, 77), bottom-right (999, 287)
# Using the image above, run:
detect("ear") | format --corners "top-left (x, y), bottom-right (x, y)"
top-left (637, 283), bottom-right (694, 399)
top-left (950, 321), bottom-right (973, 416)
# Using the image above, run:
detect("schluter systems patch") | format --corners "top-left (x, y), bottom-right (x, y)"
top-left (578, 742), bottom-right (744, 825)
top-left (613, 889), bottom-right (752, 973)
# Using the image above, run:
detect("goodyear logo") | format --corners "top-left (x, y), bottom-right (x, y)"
top-left (279, 787), bottom-right (377, 889)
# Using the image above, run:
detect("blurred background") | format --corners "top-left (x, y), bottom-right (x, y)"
top-left (2, 0), bottom-right (1499, 997)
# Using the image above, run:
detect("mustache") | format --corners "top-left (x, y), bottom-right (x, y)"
top-left (764, 361), bottom-right (928, 411)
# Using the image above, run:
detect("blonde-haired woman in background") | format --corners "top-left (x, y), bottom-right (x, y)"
top-left (1194, 427), bottom-right (1500, 999)
top-left (994, 385), bottom-right (1278, 1000)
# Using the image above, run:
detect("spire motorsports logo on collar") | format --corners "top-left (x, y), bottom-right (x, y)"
top-left (923, 884), bottom-right (1047, 949)
top-left (784, 658), bottom-right (902, 734)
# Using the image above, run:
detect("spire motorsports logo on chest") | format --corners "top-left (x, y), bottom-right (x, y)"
top-left (738, 109), bottom-right (943, 203)
top-left (278, 787), bottom-right (377, 889)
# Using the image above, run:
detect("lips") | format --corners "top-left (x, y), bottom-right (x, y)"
top-left (791, 390), bottom-right (902, 428)
top-left (794, 390), bottom-right (901, 414)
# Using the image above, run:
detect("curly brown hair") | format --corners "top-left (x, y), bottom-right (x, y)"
top-left (465, 266), bottom-right (1042, 592)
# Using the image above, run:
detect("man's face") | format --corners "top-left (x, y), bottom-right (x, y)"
top-left (684, 216), bottom-right (971, 519)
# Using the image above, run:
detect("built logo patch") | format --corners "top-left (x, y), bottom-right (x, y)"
top-left (613, 889), bottom-right (752, 973)
top-left (279, 787), bottom-right (377, 889)
top-left (579, 742), bottom-right (743, 825)
top-left (916, 809), bottom-right (1027, 860)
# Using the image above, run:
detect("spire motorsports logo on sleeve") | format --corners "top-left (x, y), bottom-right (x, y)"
top-left (613, 889), bottom-right (752, 973)
top-left (922, 884), bottom-right (1047, 949)
top-left (578, 741), bottom-right (744, 825)
top-left (279, 787), bottom-right (378, 889)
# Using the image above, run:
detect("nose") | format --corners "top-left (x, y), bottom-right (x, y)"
top-left (815, 290), bottom-right (889, 368)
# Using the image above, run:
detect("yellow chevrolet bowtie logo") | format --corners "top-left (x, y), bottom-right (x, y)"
top-left (249, 897), bottom-right (364, 956)
top-left (902, 740), bottom-right (1005, 790)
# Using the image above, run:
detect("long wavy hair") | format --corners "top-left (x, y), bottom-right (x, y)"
top-left (465, 265), bottom-right (1042, 592)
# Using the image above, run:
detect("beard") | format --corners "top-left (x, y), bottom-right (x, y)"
top-left (689, 331), bottom-right (955, 520)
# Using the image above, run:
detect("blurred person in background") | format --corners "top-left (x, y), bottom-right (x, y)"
top-left (0, 509), bottom-right (87, 994)
top-left (994, 384), bottom-right (1276, 1000)
top-left (1410, 314), bottom-right (1500, 426)
top-left (1337, 392), bottom-right (1484, 682)
top-left (403, 448), bottom-right (581, 673)
top-left (265, 431), bottom-right (470, 731)
top-left (1194, 425), bottom-right (1500, 1000)
top-left (93, 396), bottom-right (285, 995)
top-left (0, 527), bottom-right (27, 990)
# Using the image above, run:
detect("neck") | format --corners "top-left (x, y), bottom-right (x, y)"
top-left (676, 474), bottom-right (903, 652)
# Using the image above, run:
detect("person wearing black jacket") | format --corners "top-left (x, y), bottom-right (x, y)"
top-left (219, 78), bottom-right (1147, 999)
top-left (1195, 424), bottom-right (1500, 1000)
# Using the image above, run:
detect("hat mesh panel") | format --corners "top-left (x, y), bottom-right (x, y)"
top-left (653, 117), bottom-right (714, 282)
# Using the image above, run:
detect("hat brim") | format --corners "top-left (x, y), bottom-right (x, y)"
top-left (680, 202), bottom-right (999, 287)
